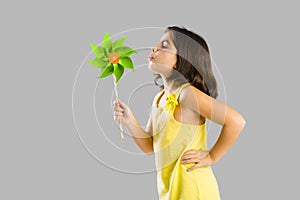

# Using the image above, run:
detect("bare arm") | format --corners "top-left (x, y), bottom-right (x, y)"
top-left (182, 86), bottom-right (246, 163)
top-left (114, 100), bottom-right (154, 154)
top-left (207, 99), bottom-right (246, 163)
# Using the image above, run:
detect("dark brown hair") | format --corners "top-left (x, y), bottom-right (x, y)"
top-left (154, 26), bottom-right (218, 98)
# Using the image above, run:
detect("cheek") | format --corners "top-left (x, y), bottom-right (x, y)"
top-left (157, 51), bottom-right (177, 67)
top-left (169, 54), bottom-right (177, 67)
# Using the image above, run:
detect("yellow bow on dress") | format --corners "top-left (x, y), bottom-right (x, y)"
top-left (165, 93), bottom-right (178, 113)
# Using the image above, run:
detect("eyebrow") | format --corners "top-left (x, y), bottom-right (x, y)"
top-left (160, 39), bottom-right (170, 44)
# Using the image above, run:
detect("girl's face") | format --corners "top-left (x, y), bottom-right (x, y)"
top-left (148, 31), bottom-right (177, 75)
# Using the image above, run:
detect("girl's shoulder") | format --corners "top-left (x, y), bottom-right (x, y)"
top-left (179, 84), bottom-right (198, 100)
top-left (179, 84), bottom-right (209, 112)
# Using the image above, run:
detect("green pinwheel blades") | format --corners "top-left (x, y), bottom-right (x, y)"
top-left (112, 36), bottom-right (128, 51)
top-left (89, 32), bottom-right (138, 81)
top-left (115, 46), bottom-right (138, 57)
top-left (113, 64), bottom-right (124, 83)
top-left (90, 42), bottom-right (106, 59)
top-left (119, 57), bottom-right (134, 71)
top-left (87, 58), bottom-right (108, 69)
top-left (98, 63), bottom-right (114, 78)
top-left (102, 32), bottom-right (112, 50)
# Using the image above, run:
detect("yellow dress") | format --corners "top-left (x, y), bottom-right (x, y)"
top-left (151, 83), bottom-right (221, 200)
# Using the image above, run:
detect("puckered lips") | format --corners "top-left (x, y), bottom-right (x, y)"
top-left (148, 55), bottom-right (154, 62)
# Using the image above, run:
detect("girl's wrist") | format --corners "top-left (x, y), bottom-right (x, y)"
top-left (123, 112), bottom-right (135, 128)
top-left (208, 151), bottom-right (218, 164)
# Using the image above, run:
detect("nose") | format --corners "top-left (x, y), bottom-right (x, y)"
top-left (151, 46), bottom-right (158, 53)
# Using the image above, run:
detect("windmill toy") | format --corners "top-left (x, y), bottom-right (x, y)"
top-left (88, 32), bottom-right (138, 139)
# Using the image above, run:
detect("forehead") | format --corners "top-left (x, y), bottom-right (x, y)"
top-left (160, 31), bottom-right (174, 43)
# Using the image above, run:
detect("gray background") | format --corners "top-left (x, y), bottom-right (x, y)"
top-left (1, 0), bottom-right (299, 199)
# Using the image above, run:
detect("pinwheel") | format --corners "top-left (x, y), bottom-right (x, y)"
top-left (88, 32), bottom-right (138, 139)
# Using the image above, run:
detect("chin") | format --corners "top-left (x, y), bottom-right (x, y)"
top-left (148, 62), bottom-right (158, 73)
top-left (148, 62), bottom-right (171, 74)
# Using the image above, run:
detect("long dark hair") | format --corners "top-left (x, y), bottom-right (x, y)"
top-left (154, 26), bottom-right (218, 98)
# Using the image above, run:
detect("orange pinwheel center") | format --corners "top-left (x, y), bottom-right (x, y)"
top-left (108, 52), bottom-right (120, 64)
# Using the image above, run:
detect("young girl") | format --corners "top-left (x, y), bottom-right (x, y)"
top-left (113, 26), bottom-right (246, 200)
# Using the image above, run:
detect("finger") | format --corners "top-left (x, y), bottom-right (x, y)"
top-left (113, 101), bottom-right (120, 108)
top-left (114, 116), bottom-right (124, 124)
top-left (181, 154), bottom-right (197, 161)
top-left (113, 102), bottom-right (118, 110)
top-left (117, 100), bottom-right (127, 108)
top-left (113, 100), bottom-right (121, 107)
top-left (187, 164), bottom-right (200, 172)
top-left (114, 106), bottom-right (124, 112)
top-left (114, 111), bottom-right (123, 116)
top-left (182, 149), bottom-right (198, 156)
top-left (113, 103), bottom-right (124, 111)
top-left (181, 158), bottom-right (199, 164)
top-left (187, 161), bottom-right (211, 171)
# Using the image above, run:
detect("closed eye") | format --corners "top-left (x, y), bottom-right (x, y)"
top-left (158, 39), bottom-right (171, 48)
top-left (161, 41), bottom-right (168, 49)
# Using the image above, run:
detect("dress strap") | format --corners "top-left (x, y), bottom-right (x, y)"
top-left (174, 82), bottom-right (191, 99)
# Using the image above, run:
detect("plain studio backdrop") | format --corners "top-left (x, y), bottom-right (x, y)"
top-left (1, 0), bottom-right (299, 199)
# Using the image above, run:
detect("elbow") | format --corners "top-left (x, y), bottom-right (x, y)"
top-left (143, 148), bottom-right (154, 155)
top-left (242, 117), bottom-right (246, 128)
top-left (145, 151), bottom-right (154, 156)
top-left (141, 146), bottom-right (154, 155)
top-left (227, 114), bottom-right (246, 131)
top-left (238, 115), bottom-right (246, 130)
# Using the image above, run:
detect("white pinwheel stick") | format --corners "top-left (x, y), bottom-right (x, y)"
top-left (113, 75), bottom-right (124, 139)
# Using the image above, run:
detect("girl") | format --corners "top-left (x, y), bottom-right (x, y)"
top-left (113, 26), bottom-right (246, 200)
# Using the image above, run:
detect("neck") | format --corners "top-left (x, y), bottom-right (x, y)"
top-left (161, 76), bottom-right (177, 95)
